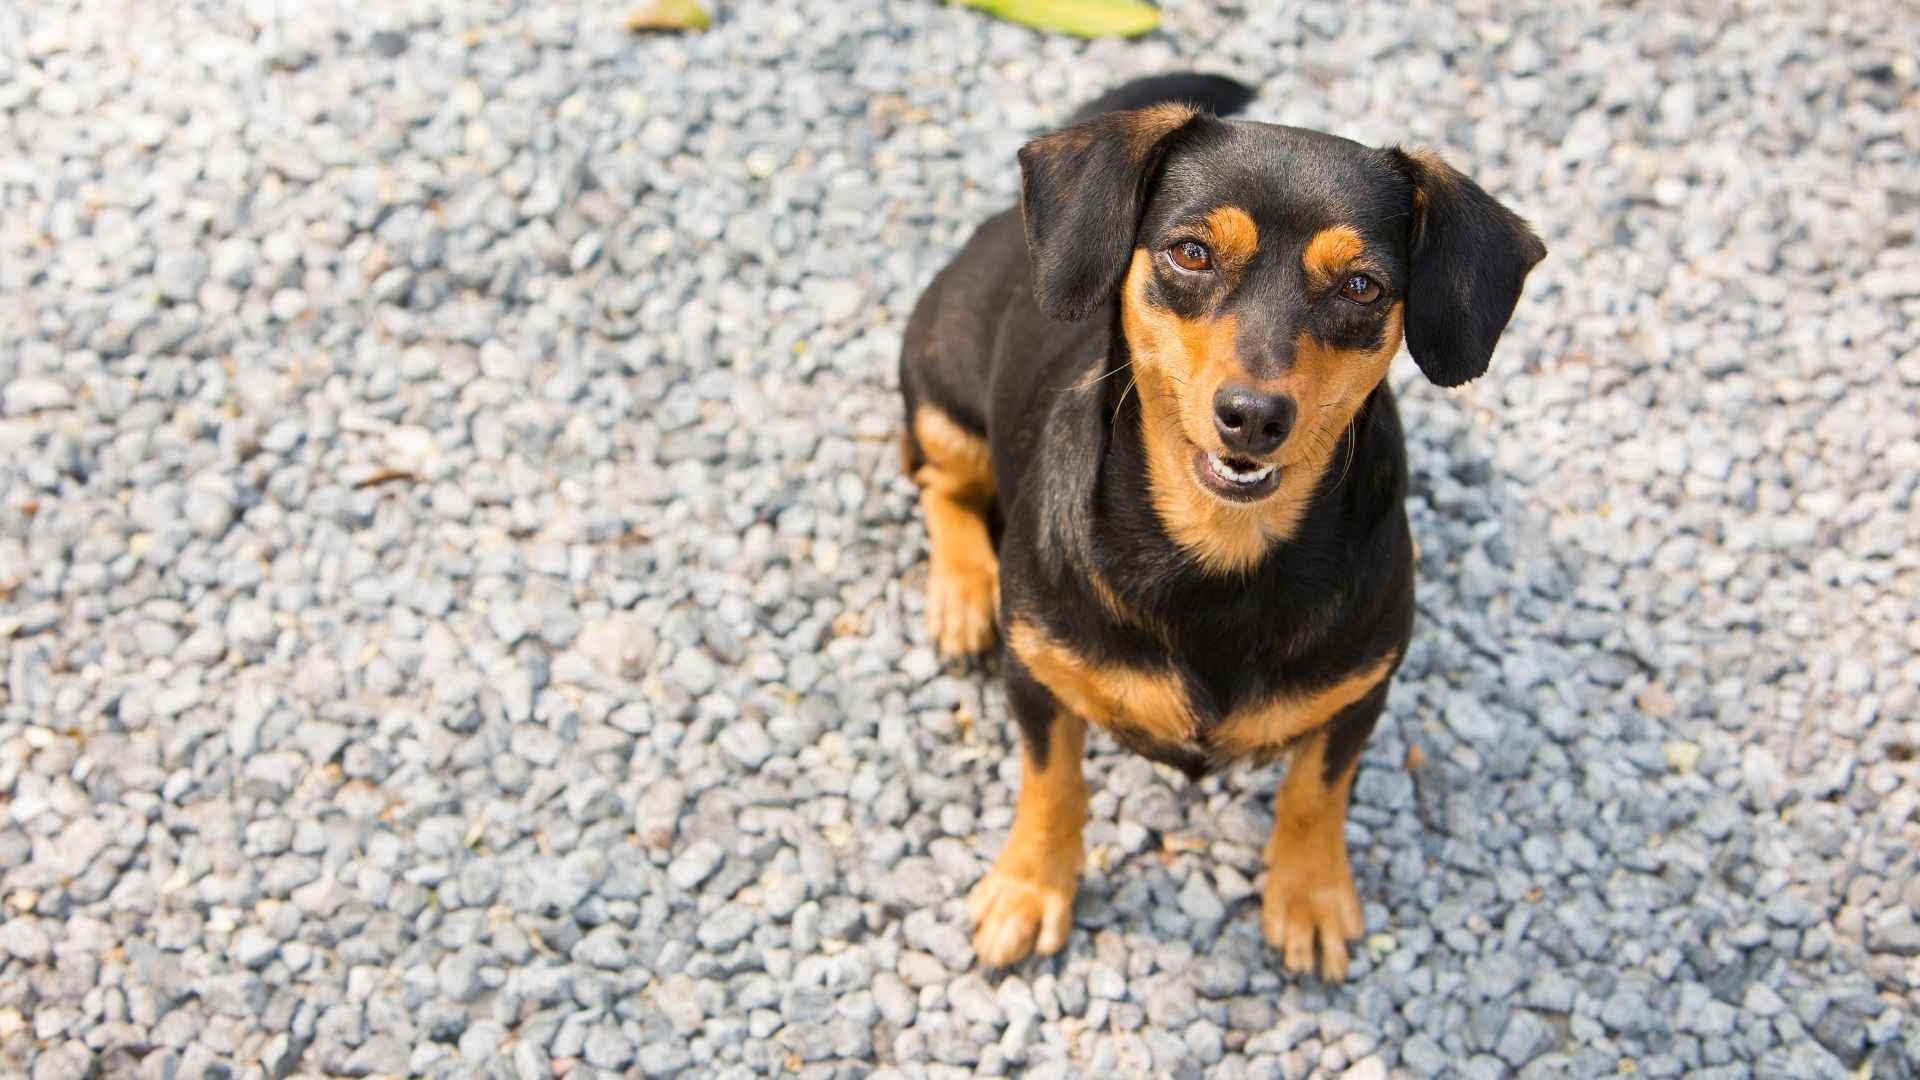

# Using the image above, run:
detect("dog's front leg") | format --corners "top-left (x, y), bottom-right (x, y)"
top-left (907, 407), bottom-right (1000, 659)
top-left (969, 672), bottom-right (1087, 967)
top-left (1261, 688), bottom-right (1385, 980)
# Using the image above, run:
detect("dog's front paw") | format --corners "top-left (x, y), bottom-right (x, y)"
top-left (926, 555), bottom-right (999, 659)
top-left (967, 863), bottom-right (1076, 967)
top-left (1261, 853), bottom-right (1364, 980)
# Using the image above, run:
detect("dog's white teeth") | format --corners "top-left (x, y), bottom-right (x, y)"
top-left (1207, 454), bottom-right (1274, 484)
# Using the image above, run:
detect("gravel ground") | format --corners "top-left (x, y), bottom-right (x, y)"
top-left (2, 0), bottom-right (1917, 1077)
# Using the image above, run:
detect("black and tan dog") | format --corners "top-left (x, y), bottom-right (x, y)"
top-left (898, 73), bottom-right (1545, 977)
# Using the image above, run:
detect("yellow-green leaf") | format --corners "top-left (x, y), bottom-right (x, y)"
top-left (954, 0), bottom-right (1161, 38)
top-left (626, 0), bottom-right (711, 32)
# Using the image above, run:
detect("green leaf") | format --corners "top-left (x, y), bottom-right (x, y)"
top-left (626, 0), bottom-right (712, 32)
top-left (954, 0), bottom-right (1161, 38)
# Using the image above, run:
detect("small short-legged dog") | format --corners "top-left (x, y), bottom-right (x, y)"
top-left (898, 73), bottom-right (1545, 977)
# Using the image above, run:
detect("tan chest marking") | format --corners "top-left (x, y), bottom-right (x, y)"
top-left (1212, 654), bottom-right (1395, 759)
top-left (1008, 621), bottom-right (1197, 747)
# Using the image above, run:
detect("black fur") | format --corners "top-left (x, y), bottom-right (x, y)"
top-left (1067, 72), bottom-right (1257, 123)
top-left (1017, 115), bottom-right (1199, 321)
top-left (1393, 149), bottom-right (1550, 387)
top-left (1018, 74), bottom-right (1255, 322)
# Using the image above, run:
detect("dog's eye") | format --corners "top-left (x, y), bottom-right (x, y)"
top-left (1339, 274), bottom-right (1380, 304)
top-left (1169, 241), bottom-right (1213, 273)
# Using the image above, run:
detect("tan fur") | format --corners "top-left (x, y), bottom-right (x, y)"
top-left (1118, 251), bottom-right (1310, 573)
top-left (912, 407), bottom-right (992, 500)
top-left (1118, 246), bottom-right (1409, 574)
top-left (1301, 224), bottom-right (1365, 288)
top-left (969, 711), bottom-right (1089, 966)
top-left (1137, 371), bottom-right (1320, 574)
top-left (1262, 729), bottom-right (1366, 979)
top-left (1276, 304), bottom-right (1404, 484)
top-left (911, 407), bottom-right (998, 657)
top-left (1007, 620), bottom-right (1197, 747)
top-left (1084, 563), bottom-right (1163, 639)
top-left (1213, 654), bottom-right (1395, 758)
top-left (1401, 149), bottom-right (1466, 250)
top-left (1204, 205), bottom-right (1259, 276)
top-left (1026, 103), bottom-right (1198, 186)
top-left (1118, 103), bottom-right (1201, 153)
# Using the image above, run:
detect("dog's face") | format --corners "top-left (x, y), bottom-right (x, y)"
top-left (1120, 124), bottom-right (1417, 502)
top-left (1019, 106), bottom-right (1545, 511)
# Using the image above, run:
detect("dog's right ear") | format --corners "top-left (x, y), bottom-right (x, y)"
top-left (1018, 104), bottom-right (1208, 321)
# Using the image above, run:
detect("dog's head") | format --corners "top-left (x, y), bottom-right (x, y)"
top-left (1019, 106), bottom-right (1545, 507)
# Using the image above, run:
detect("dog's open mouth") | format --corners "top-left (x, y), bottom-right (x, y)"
top-left (1192, 449), bottom-right (1282, 503)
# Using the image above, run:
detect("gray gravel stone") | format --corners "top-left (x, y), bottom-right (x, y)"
top-left (1497, 1009), bottom-right (1558, 1066)
top-left (1403, 1034), bottom-right (1450, 1077)
top-left (1745, 983), bottom-right (1786, 1017)
top-left (1343, 1057), bottom-right (1388, 1080)
top-left (719, 720), bottom-right (774, 768)
top-left (1178, 872), bottom-right (1226, 922)
top-left (1090, 964), bottom-right (1127, 1001)
top-left (639, 1040), bottom-right (694, 1077)
top-left (813, 280), bottom-right (864, 324)
top-left (584, 1024), bottom-right (634, 1070)
top-left (874, 972), bottom-right (917, 1026)
top-left (199, 974), bottom-right (264, 1018)
top-left (30, 1044), bottom-right (90, 1080)
top-left (949, 975), bottom-right (1005, 1028)
top-left (1601, 987), bottom-right (1657, 1034)
top-left (698, 905), bottom-right (755, 951)
top-left (3, 376), bottom-right (71, 414)
top-left (232, 927), bottom-right (278, 970)
top-left (669, 840), bottom-right (725, 889)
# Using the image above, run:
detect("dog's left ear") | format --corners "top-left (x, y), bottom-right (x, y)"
top-left (1019, 105), bottom-right (1210, 321)
top-left (1393, 149), bottom-right (1548, 387)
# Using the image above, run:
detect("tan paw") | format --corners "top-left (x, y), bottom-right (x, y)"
top-left (967, 864), bottom-right (1076, 968)
top-left (926, 556), bottom-right (999, 659)
top-left (1261, 857), bottom-right (1365, 980)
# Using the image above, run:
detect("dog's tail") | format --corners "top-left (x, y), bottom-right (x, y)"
top-left (1068, 72), bottom-right (1256, 123)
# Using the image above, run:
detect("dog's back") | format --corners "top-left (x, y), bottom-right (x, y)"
top-left (1066, 72), bottom-right (1255, 123)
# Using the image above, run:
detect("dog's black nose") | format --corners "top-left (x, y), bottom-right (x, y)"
top-left (1212, 385), bottom-right (1294, 456)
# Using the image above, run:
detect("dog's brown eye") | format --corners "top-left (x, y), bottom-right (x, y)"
top-left (1340, 274), bottom-right (1380, 304)
top-left (1169, 241), bottom-right (1213, 272)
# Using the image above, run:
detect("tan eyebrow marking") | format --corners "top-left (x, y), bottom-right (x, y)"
top-left (1203, 205), bottom-right (1259, 272)
top-left (1302, 225), bottom-right (1365, 287)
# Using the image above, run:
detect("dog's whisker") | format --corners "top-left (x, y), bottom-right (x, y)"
top-left (1110, 373), bottom-right (1140, 428)
top-left (1066, 361), bottom-right (1133, 393)
top-left (1329, 424), bottom-right (1359, 492)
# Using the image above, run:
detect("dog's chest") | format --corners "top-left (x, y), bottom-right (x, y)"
top-left (1009, 621), bottom-right (1388, 762)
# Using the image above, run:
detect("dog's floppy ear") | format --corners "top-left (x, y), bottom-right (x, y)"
top-left (1018, 104), bottom-right (1207, 321)
top-left (1393, 149), bottom-right (1547, 387)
